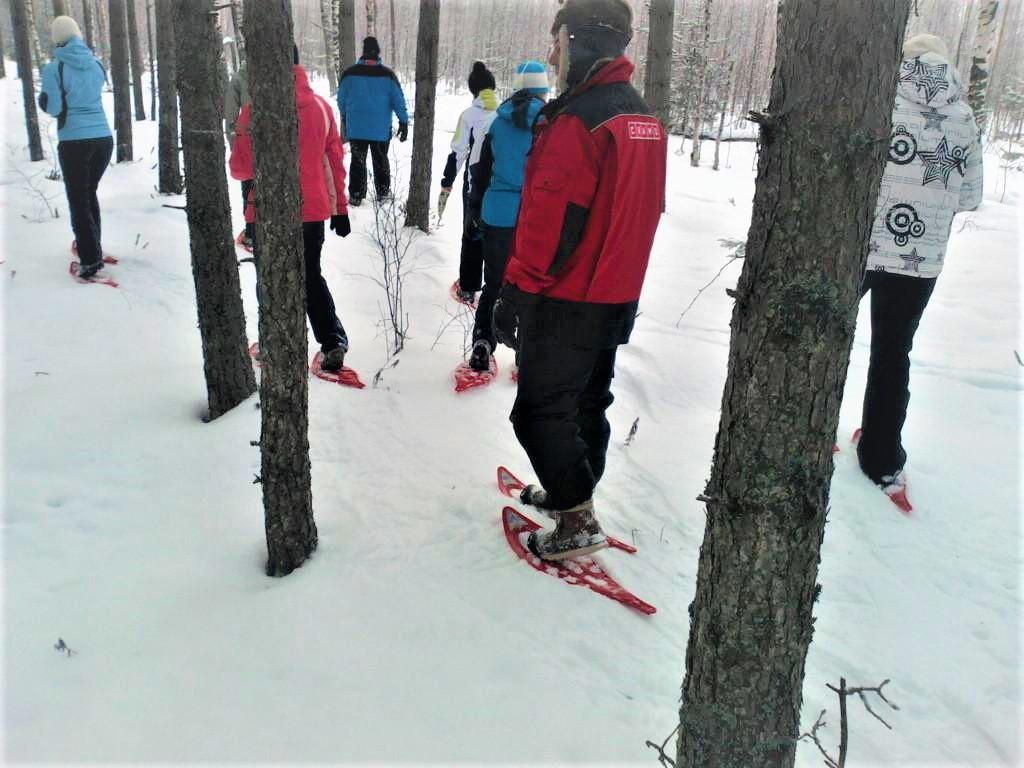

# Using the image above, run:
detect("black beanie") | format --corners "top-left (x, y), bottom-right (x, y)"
top-left (362, 36), bottom-right (381, 60)
top-left (468, 61), bottom-right (496, 96)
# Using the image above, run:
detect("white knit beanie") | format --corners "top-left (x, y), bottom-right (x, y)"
top-left (51, 16), bottom-right (82, 45)
top-left (903, 33), bottom-right (950, 61)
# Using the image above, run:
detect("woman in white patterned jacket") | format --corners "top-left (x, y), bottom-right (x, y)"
top-left (857, 33), bottom-right (983, 503)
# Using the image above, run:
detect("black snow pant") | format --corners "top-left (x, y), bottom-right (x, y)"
top-left (458, 185), bottom-right (485, 292)
top-left (473, 225), bottom-right (515, 349)
top-left (250, 221), bottom-right (349, 353)
top-left (241, 178), bottom-right (254, 216)
top-left (58, 136), bottom-right (113, 268)
top-left (348, 139), bottom-right (391, 201)
top-left (857, 270), bottom-right (936, 484)
top-left (511, 333), bottom-right (617, 511)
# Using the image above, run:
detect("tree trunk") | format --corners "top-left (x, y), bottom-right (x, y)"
top-left (97, 0), bottom-right (112, 64)
top-left (243, 0), bottom-right (318, 577)
top-left (365, 0), bottom-right (376, 36)
top-left (11, 0), bottom-right (45, 160)
top-left (125, 0), bottom-right (146, 118)
top-left (404, 0), bottom-right (439, 231)
top-left (146, 0), bottom-right (155, 118)
top-left (337, 0), bottom-right (354, 70)
top-left (173, 0), bottom-right (257, 419)
top-left (156, 0), bottom-right (182, 192)
top-left (52, 0), bottom-right (67, 15)
top-left (229, 0), bottom-right (244, 65)
top-left (675, 1), bottom-right (911, 766)
top-left (0, 21), bottom-right (7, 78)
top-left (643, 0), bottom-right (674, 130)
top-left (108, 0), bottom-right (133, 160)
top-left (319, 0), bottom-right (337, 92)
top-left (26, 0), bottom-right (46, 78)
top-left (690, 0), bottom-right (712, 167)
top-left (388, 0), bottom-right (397, 73)
top-left (969, 0), bottom-right (1000, 135)
top-left (712, 61), bottom-right (734, 171)
top-left (82, 0), bottom-right (96, 50)
top-left (954, 0), bottom-right (974, 68)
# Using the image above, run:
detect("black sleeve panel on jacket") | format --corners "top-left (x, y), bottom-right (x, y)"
top-left (468, 134), bottom-right (494, 213)
top-left (441, 151), bottom-right (459, 188)
top-left (548, 202), bottom-right (590, 276)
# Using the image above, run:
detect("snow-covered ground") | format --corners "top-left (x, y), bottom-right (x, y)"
top-left (2, 66), bottom-right (1022, 766)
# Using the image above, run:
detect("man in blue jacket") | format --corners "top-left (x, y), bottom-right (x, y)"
top-left (337, 37), bottom-right (408, 206)
top-left (38, 16), bottom-right (113, 280)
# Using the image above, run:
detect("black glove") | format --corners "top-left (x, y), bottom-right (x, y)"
top-left (492, 288), bottom-right (520, 351)
top-left (330, 214), bottom-right (351, 238)
top-left (397, 123), bottom-right (409, 142)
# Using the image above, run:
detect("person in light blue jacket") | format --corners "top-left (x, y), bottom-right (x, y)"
top-left (38, 16), bottom-right (112, 280)
top-left (336, 36), bottom-right (409, 205)
top-left (464, 61), bottom-right (549, 372)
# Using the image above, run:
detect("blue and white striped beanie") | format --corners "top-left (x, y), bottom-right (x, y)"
top-left (513, 61), bottom-right (550, 95)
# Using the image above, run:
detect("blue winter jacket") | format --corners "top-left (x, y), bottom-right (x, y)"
top-left (39, 36), bottom-right (110, 142)
top-left (337, 58), bottom-right (409, 142)
top-left (473, 92), bottom-right (544, 228)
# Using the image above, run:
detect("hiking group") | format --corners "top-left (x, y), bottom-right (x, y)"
top-left (43, 0), bottom-right (982, 559)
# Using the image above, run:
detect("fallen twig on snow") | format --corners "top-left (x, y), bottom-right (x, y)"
top-left (644, 723), bottom-right (679, 768)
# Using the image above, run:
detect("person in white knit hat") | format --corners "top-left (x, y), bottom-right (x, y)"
top-left (38, 15), bottom-right (113, 281)
top-left (855, 32), bottom-right (983, 511)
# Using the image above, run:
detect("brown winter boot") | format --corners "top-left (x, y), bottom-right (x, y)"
top-left (527, 499), bottom-right (608, 561)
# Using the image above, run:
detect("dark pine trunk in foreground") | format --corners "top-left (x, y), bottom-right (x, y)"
top-left (404, 0), bottom-right (439, 231)
top-left (173, 0), bottom-right (257, 419)
top-left (676, 1), bottom-right (912, 766)
top-left (245, 0), bottom-right (318, 577)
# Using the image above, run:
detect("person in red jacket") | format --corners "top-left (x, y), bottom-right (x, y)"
top-left (493, 0), bottom-right (667, 560)
top-left (230, 53), bottom-right (353, 373)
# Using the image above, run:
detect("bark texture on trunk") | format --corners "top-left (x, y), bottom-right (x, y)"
top-left (338, 0), bottom-right (354, 71)
top-left (404, 0), bottom-right (439, 232)
top-left (82, 0), bottom-right (96, 50)
top-left (108, 0), bottom-right (134, 160)
top-left (126, 0), bottom-right (145, 119)
top-left (643, 0), bottom-right (674, 130)
top-left (173, 0), bottom-right (257, 420)
top-left (146, 0), bottom-right (155, 118)
top-left (11, 0), bottom-right (45, 160)
top-left (244, 0), bottom-right (317, 577)
top-left (156, 0), bottom-right (182, 192)
top-left (675, 1), bottom-right (911, 766)
top-left (969, 0), bottom-right (1000, 135)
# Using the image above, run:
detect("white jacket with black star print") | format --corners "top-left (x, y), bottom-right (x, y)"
top-left (868, 51), bottom-right (983, 279)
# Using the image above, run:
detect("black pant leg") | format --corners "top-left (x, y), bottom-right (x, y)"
top-left (349, 140), bottom-right (369, 200)
top-left (576, 348), bottom-right (617, 485)
top-left (88, 137), bottom-right (112, 247)
top-left (473, 226), bottom-right (514, 348)
top-left (858, 271), bottom-right (936, 483)
top-left (370, 140), bottom-right (391, 198)
top-left (241, 178), bottom-right (254, 217)
top-left (59, 139), bottom-right (101, 266)
top-left (511, 337), bottom-right (606, 510)
top-left (303, 221), bottom-right (348, 352)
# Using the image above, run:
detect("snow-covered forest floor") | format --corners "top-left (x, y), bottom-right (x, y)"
top-left (2, 69), bottom-right (1021, 765)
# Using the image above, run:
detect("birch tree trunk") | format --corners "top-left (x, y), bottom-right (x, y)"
top-left (11, 0), bottom-right (45, 160)
top-left (712, 61), bottom-right (734, 171)
top-left (108, 0), bottom-right (134, 160)
top-left (405, 0), bottom-right (439, 232)
top-left (388, 0), bottom-right (397, 73)
top-left (969, 0), bottom-right (1000, 135)
top-left (319, 0), bottom-right (337, 92)
top-left (126, 0), bottom-right (146, 118)
top-left (643, 0), bottom-right (674, 129)
top-left (156, 0), bottom-right (182, 192)
top-left (173, 0), bottom-right (257, 419)
top-left (365, 0), bottom-right (376, 37)
top-left (690, 0), bottom-right (712, 167)
top-left (244, 0), bottom-right (318, 577)
top-left (675, 0), bottom-right (911, 765)
top-left (26, 0), bottom-right (46, 78)
top-left (146, 0), bottom-right (155, 118)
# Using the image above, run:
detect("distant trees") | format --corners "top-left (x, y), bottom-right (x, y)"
top-left (125, 0), bottom-right (146, 119)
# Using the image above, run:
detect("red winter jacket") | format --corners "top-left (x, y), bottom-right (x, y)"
top-left (503, 57), bottom-right (667, 347)
top-left (230, 65), bottom-right (348, 224)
